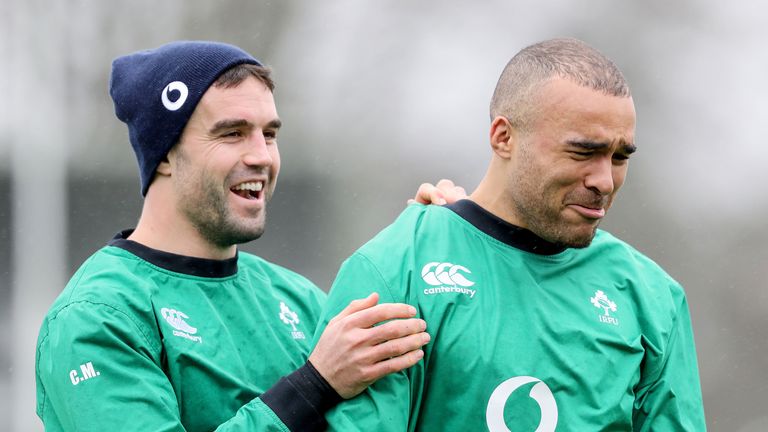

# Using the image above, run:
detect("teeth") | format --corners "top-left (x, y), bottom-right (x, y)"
top-left (232, 181), bottom-right (264, 192)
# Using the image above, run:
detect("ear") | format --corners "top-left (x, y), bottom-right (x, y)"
top-left (489, 116), bottom-right (514, 159)
top-left (155, 154), bottom-right (172, 177)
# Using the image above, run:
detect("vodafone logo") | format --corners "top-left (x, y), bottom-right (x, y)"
top-left (486, 376), bottom-right (558, 432)
top-left (421, 262), bottom-right (475, 287)
top-left (161, 81), bottom-right (189, 111)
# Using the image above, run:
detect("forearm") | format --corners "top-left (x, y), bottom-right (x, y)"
top-left (255, 361), bottom-right (343, 432)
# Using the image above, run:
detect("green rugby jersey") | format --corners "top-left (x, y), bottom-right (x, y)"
top-left (36, 231), bottom-right (330, 431)
top-left (317, 200), bottom-right (706, 431)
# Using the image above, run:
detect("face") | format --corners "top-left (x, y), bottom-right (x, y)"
top-left (168, 77), bottom-right (281, 250)
top-left (506, 78), bottom-right (636, 248)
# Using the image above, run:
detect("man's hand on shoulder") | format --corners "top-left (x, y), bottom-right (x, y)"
top-left (308, 293), bottom-right (430, 399)
top-left (408, 179), bottom-right (467, 206)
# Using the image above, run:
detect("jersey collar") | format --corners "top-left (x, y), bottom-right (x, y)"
top-left (108, 229), bottom-right (239, 277)
top-left (446, 200), bottom-right (568, 256)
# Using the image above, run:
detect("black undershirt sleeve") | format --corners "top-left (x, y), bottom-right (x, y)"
top-left (260, 361), bottom-right (344, 431)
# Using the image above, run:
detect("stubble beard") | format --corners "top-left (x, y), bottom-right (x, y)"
top-left (512, 187), bottom-right (598, 249)
top-left (512, 158), bottom-right (598, 249)
top-left (180, 173), bottom-right (268, 251)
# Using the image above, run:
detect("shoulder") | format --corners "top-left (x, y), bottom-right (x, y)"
top-left (237, 252), bottom-right (326, 303)
top-left (589, 230), bottom-right (688, 317)
top-left (591, 230), bottom-right (680, 285)
top-left (237, 252), bottom-right (319, 289)
top-left (355, 204), bottom-right (455, 260)
top-left (331, 204), bottom-right (455, 301)
top-left (46, 246), bottom-right (159, 317)
top-left (38, 247), bottom-right (165, 354)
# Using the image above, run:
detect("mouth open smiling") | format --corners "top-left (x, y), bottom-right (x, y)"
top-left (231, 181), bottom-right (264, 200)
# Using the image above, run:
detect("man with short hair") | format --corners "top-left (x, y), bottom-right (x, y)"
top-left (35, 41), bottom-right (437, 431)
top-left (317, 38), bottom-right (706, 430)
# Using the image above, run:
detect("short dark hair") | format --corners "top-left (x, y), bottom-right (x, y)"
top-left (214, 63), bottom-right (275, 91)
top-left (489, 38), bottom-right (630, 130)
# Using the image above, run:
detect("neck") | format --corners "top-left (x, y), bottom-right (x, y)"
top-left (470, 158), bottom-right (526, 229)
top-left (129, 186), bottom-right (237, 260)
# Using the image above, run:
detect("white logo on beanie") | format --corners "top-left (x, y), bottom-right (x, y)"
top-left (161, 81), bottom-right (189, 111)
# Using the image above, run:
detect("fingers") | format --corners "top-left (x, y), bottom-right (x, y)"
top-left (367, 348), bottom-right (426, 380)
top-left (370, 331), bottom-right (430, 361)
top-left (330, 292), bottom-right (380, 323)
top-left (347, 302), bottom-right (418, 329)
top-left (367, 317), bottom-right (427, 345)
top-left (435, 179), bottom-right (468, 204)
top-left (409, 179), bottom-right (469, 206)
top-left (411, 182), bottom-right (446, 205)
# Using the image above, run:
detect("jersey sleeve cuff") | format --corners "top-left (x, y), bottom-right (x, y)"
top-left (260, 361), bottom-right (343, 431)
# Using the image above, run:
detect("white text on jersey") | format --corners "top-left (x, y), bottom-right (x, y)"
top-left (421, 262), bottom-right (477, 299)
top-left (70, 362), bottom-right (100, 385)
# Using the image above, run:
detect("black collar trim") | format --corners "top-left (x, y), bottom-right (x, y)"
top-left (445, 200), bottom-right (568, 256)
top-left (108, 229), bottom-right (238, 278)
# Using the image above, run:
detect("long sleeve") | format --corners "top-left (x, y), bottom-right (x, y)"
top-left (313, 253), bottom-right (420, 432)
top-left (632, 293), bottom-right (707, 431)
top-left (36, 301), bottom-right (333, 432)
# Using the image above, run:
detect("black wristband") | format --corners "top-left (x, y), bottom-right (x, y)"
top-left (261, 361), bottom-right (344, 431)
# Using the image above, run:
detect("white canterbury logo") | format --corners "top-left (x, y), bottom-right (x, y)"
top-left (161, 81), bottom-right (189, 111)
top-left (421, 262), bottom-right (475, 287)
top-left (161, 307), bottom-right (202, 343)
top-left (421, 262), bottom-right (477, 299)
top-left (162, 308), bottom-right (197, 333)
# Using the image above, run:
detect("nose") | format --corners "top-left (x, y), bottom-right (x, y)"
top-left (584, 157), bottom-right (615, 196)
top-left (242, 132), bottom-right (272, 167)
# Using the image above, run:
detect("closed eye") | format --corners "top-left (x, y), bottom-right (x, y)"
top-left (569, 150), bottom-right (594, 159)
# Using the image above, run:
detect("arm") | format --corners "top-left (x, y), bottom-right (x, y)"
top-left (632, 293), bottom-right (707, 431)
top-left (36, 298), bottom-right (427, 432)
top-left (259, 292), bottom-right (429, 430)
top-left (36, 296), bottom-right (425, 431)
top-left (38, 302), bottom-right (304, 432)
top-left (313, 253), bottom-right (423, 431)
top-left (37, 302), bottom-right (196, 431)
top-left (36, 286), bottom-right (424, 431)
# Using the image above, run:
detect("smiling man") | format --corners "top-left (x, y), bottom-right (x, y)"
top-left (316, 38), bottom-right (706, 430)
top-left (35, 41), bottom-right (434, 431)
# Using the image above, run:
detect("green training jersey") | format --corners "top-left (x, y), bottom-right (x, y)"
top-left (36, 231), bottom-right (327, 431)
top-left (317, 201), bottom-right (706, 431)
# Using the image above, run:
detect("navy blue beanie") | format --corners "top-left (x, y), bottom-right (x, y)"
top-left (109, 41), bottom-right (263, 195)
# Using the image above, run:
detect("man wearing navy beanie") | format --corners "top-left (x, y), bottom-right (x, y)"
top-left (35, 41), bottom-right (439, 431)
